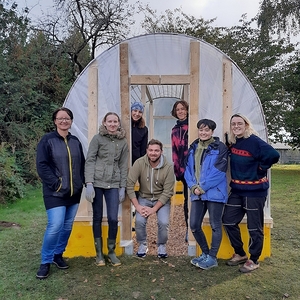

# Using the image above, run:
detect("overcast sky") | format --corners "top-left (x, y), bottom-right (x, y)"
top-left (15, 0), bottom-right (261, 28)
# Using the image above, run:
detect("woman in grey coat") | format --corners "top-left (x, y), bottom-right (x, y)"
top-left (85, 112), bottom-right (129, 266)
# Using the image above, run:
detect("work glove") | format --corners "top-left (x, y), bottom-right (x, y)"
top-left (85, 183), bottom-right (95, 203)
top-left (119, 187), bottom-right (126, 204)
top-left (198, 187), bottom-right (205, 195)
top-left (191, 185), bottom-right (205, 195)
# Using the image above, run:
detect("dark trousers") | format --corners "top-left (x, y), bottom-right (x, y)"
top-left (178, 176), bottom-right (189, 228)
top-left (222, 193), bottom-right (266, 263)
top-left (92, 187), bottom-right (119, 240)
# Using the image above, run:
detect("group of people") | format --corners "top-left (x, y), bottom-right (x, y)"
top-left (35, 101), bottom-right (279, 280)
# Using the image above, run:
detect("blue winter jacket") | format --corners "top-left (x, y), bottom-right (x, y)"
top-left (184, 137), bottom-right (229, 203)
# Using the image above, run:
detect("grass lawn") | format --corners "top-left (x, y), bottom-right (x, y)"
top-left (0, 165), bottom-right (300, 300)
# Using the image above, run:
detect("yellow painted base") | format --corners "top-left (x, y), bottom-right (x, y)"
top-left (197, 223), bottom-right (271, 260)
top-left (65, 182), bottom-right (272, 261)
top-left (64, 222), bottom-right (122, 258)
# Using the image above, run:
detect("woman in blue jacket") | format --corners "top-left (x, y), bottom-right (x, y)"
top-left (184, 119), bottom-right (229, 270)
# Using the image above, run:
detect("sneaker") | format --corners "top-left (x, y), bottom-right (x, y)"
top-left (53, 253), bottom-right (69, 269)
top-left (197, 255), bottom-right (218, 270)
top-left (190, 253), bottom-right (207, 267)
top-left (136, 243), bottom-right (148, 258)
top-left (157, 244), bottom-right (168, 259)
top-left (239, 259), bottom-right (260, 273)
top-left (36, 263), bottom-right (50, 279)
top-left (226, 253), bottom-right (248, 266)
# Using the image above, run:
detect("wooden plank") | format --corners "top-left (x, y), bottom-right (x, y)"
top-left (88, 61), bottom-right (99, 143)
top-left (119, 43), bottom-right (132, 241)
top-left (222, 59), bottom-right (233, 139)
top-left (189, 41), bottom-right (200, 141)
top-left (75, 60), bottom-right (99, 222)
top-left (130, 75), bottom-right (160, 85)
top-left (130, 75), bottom-right (191, 85)
top-left (160, 75), bottom-right (190, 84)
top-left (188, 41), bottom-right (200, 244)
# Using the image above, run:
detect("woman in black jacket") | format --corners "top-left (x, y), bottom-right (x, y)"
top-left (131, 102), bottom-right (148, 165)
top-left (35, 107), bottom-right (85, 280)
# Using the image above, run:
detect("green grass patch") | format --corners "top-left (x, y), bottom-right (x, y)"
top-left (0, 165), bottom-right (300, 299)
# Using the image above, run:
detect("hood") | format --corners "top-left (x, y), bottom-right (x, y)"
top-left (142, 153), bottom-right (167, 169)
top-left (99, 124), bottom-right (126, 139)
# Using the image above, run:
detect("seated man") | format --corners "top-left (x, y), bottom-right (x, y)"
top-left (127, 139), bottom-right (175, 258)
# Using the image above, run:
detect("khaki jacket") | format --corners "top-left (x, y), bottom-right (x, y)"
top-left (85, 125), bottom-right (128, 188)
top-left (127, 154), bottom-right (175, 205)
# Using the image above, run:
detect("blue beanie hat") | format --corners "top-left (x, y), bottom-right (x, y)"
top-left (131, 102), bottom-right (144, 113)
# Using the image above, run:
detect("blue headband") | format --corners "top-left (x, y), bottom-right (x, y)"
top-left (131, 102), bottom-right (144, 113)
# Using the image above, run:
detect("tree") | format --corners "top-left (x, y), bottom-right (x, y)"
top-left (257, 0), bottom-right (300, 38)
top-left (141, 7), bottom-right (221, 45)
top-left (36, 0), bottom-right (137, 74)
top-left (0, 2), bottom-right (75, 194)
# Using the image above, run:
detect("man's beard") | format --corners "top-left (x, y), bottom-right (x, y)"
top-left (149, 156), bottom-right (160, 164)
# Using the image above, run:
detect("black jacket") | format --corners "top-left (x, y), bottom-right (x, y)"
top-left (131, 121), bottom-right (148, 165)
top-left (36, 130), bottom-right (85, 209)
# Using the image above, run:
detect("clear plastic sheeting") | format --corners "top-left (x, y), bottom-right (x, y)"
top-left (63, 33), bottom-right (268, 157)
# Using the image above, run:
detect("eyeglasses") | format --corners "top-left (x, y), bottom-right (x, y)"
top-left (56, 117), bottom-right (72, 122)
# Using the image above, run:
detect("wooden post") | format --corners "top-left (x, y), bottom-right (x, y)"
top-left (75, 60), bottom-right (99, 221)
top-left (222, 59), bottom-right (233, 139)
top-left (119, 43), bottom-right (131, 242)
top-left (188, 41), bottom-right (200, 253)
top-left (189, 41), bottom-right (200, 141)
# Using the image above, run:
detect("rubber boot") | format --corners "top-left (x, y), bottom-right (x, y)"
top-left (107, 239), bottom-right (121, 266)
top-left (94, 238), bottom-right (105, 266)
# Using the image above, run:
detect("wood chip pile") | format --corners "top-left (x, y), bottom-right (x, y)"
top-left (132, 204), bottom-right (188, 256)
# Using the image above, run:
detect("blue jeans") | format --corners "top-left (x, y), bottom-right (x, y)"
top-left (223, 193), bottom-right (266, 262)
top-left (41, 203), bottom-right (79, 264)
top-left (92, 187), bottom-right (119, 240)
top-left (135, 197), bottom-right (170, 245)
top-left (190, 199), bottom-right (224, 258)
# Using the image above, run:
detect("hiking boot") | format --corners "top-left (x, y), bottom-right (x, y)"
top-left (136, 243), bottom-right (148, 258)
top-left (239, 259), bottom-right (260, 273)
top-left (226, 253), bottom-right (248, 266)
top-left (53, 253), bottom-right (69, 269)
top-left (157, 244), bottom-right (168, 259)
top-left (197, 255), bottom-right (218, 270)
top-left (190, 253), bottom-right (207, 267)
top-left (36, 263), bottom-right (50, 279)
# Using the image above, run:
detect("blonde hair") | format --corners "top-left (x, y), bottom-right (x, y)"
top-left (229, 113), bottom-right (258, 144)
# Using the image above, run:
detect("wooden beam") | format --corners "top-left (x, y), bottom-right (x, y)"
top-left (75, 60), bottom-right (99, 222)
top-left (130, 75), bottom-right (160, 85)
top-left (119, 42), bottom-right (131, 241)
top-left (130, 75), bottom-right (191, 85)
top-left (160, 75), bottom-right (190, 84)
top-left (222, 59), bottom-right (233, 138)
top-left (87, 61), bottom-right (99, 143)
top-left (189, 41), bottom-right (200, 141)
top-left (188, 41), bottom-right (200, 244)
